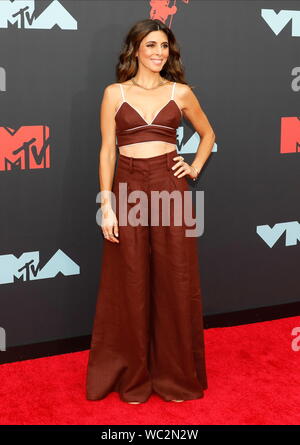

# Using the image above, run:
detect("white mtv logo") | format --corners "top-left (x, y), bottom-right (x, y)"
top-left (262, 9), bottom-right (300, 37)
top-left (257, 221), bottom-right (300, 247)
top-left (0, 0), bottom-right (77, 30)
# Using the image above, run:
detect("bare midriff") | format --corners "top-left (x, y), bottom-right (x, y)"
top-left (118, 141), bottom-right (177, 158)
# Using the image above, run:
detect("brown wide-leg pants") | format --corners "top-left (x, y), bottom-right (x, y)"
top-left (86, 149), bottom-right (208, 403)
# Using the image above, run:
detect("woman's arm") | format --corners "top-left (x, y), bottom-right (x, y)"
top-left (99, 84), bottom-right (118, 209)
top-left (180, 84), bottom-right (216, 176)
top-left (97, 84), bottom-right (120, 243)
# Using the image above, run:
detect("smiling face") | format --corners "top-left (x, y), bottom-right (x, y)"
top-left (135, 30), bottom-right (169, 73)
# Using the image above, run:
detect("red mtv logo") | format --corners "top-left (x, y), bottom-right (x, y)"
top-left (0, 126), bottom-right (50, 171)
top-left (280, 117), bottom-right (300, 153)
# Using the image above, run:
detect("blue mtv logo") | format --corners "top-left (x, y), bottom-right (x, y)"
top-left (261, 9), bottom-right (300, 37)
top-left (0, 249), bottom-right (80, 284)
top-left (0, 0), bottom-right (77, 30)
top-left (257, 221), bottom-right (300, 247)
top-left (176, 126), bottom-right (217, 154)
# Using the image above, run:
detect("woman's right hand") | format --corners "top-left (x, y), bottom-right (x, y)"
top-left (101, 206), bottom-right (119, 243)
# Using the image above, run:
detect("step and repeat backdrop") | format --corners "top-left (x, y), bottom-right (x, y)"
top-left (0, 0), bottom-right (299, 350)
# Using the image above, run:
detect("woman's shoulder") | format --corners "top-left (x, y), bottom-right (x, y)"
top-left (105, 82), bottom-right (122, 90)
top-left (108, 81), bottom-right (132, 86)
top-left (104, 82), bottom-right (131, 94)
top-left (175, 81), bottom-right (190, 89)
top-left (174, 82), bottom-right (192, 100)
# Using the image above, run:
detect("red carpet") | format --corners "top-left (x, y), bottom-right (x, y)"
top-left (1, 315), bottom-right (300, 425)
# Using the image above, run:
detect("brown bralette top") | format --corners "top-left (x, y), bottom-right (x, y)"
top-left (115, 82), bottom-right (182, 148)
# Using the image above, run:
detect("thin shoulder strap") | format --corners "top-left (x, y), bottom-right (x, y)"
top-left (119, 83), bottom-right (125, 102)
top-left (171, 82), bottom-right (176, 100)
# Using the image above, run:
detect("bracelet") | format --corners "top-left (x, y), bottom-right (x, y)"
top-left (191, 165), bottom-right (200, 181)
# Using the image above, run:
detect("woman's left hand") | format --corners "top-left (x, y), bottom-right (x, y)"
top-left (172, 155), bottom-right (198, 180)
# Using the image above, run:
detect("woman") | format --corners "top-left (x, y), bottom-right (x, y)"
top-left (86, 18), bottom-right (215, 404)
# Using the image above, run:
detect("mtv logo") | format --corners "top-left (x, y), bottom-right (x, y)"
top-left (257, 221), bottom-right (300, 247)
top-left (0, 0), bottom-right (77, 30)
top-left (176, 126), bottom-right (217, 154)
top-left (0, 126), bottom-right (50, 171)
top-left (261, 9), bottom-right (300, 37)
top-left (0, 249), bottom-right (80, 284)
top-left (280, 117), bottom-right (300, 153)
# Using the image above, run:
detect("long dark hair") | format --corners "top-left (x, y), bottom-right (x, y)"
top-left (115, 19), bottom-right (194, 89)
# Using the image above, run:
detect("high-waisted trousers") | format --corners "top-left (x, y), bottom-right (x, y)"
top-left (86, 148), bottom-right (208, 403)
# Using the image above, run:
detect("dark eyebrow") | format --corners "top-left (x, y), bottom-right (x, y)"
top-left (146, 40), bottom-right (168, 44)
